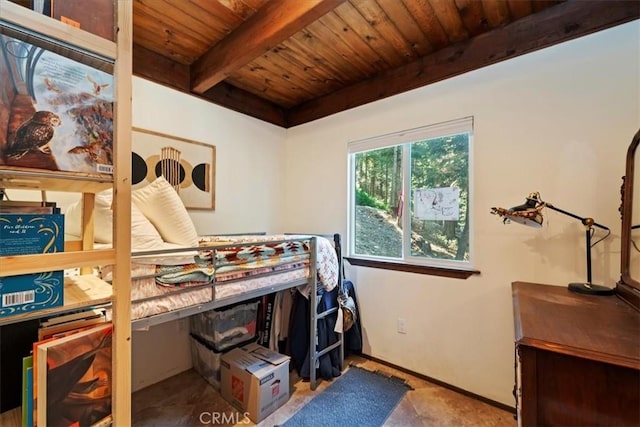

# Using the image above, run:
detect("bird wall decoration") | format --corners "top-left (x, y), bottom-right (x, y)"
top-left (4, 111), bottom-right (62, 160)
top-left (87, 75), bottom-right (110, 97)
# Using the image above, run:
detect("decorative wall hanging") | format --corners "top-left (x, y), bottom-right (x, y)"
top-left (132, 128), bottom-right (216, 210)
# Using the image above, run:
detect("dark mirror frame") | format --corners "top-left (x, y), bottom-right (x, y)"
top-left (617, 128), bottom-right (640, 310)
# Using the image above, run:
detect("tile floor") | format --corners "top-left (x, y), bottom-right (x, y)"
top-left (132, 355), bottom-right (516, 427)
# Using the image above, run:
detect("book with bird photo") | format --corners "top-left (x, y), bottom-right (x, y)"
top-left (0, 29), bottom-right (114, 176)
top-left (36, 323), bottom-right (113, 427)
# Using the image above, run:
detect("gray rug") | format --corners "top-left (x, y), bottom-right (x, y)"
top-left (280, 365), bottom-right (412, 427)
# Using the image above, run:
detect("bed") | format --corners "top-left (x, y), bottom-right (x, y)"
top-left (65, 177), bottom-right (345, 389)
top-left (100, 234), bottom-right (338, 322)
top-left (99, 233), bottom-right (344, 389)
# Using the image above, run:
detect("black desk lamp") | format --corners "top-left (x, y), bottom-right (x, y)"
top-left (491, 191), bottom-right (613, 296)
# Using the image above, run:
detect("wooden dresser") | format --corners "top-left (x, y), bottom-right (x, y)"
top-left (512, 281), bottom-right (640, 426)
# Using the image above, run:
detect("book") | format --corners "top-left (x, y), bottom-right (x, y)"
top-left (26, 366), bottom-right (34, 427)
top-left (260, 294), bottom-right (276, 348)
top-left (0, 213), bottom-right (64, 318)
top-left (32, 333), bottom-right (58, 426)
top-left (32, 324), bottom-right (97, 425)
top-left (36, 323), bottom-right (113, 427)
top-left (32, 324), bottom-right (108, 425)
top-left (22, 356), bottom-right (34, 427)
top-left (0, 32), bottom-right (114, 176)
top-left (39, 309), bottom-right (107, 339)
top-left (52, 0), bottom-right (115, 41)
top-left (0, 201), bottom-right (60, 214)
top-left (41, 309), bottom-right (106, 328)
top-left (31, 0), bottom-right (52, 17)
top-left (38, 313), bottom-right (107, 340)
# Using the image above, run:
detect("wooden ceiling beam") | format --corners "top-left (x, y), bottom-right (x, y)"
top-left (286, 0), bottom-right (640, 127)
top-left (202, 83), bottom-right (288, 128)
top-left (133, 44), bottom-right (286, 127)
top-left (190, 0), bottom-right (346, 94)
top-left (133, 44), bottom-right (190, 92)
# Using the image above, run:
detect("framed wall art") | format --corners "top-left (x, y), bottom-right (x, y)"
top-left (132, 128), bottom-right (216, 210)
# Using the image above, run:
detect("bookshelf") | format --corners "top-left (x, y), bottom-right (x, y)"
top-left (0, 0), bottom-right (132, 425)
top-left (0, 169), bottom-right (113, 192)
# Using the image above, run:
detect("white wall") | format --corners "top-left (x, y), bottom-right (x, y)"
top-left (130, 79), bottom-right (287, 390)
top-left (133, 78), bottom-right (287, 236)
top-left (282, 21), bottom-right (640, 406)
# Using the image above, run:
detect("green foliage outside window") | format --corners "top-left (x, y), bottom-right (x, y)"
top-left (351, 129), bottom-right (471, 265)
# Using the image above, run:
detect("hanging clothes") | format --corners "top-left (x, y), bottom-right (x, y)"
top-left (289, 287), bottom-right (341, 380)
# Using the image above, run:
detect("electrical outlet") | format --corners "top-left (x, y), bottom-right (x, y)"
top-left (397, 318), bottom-right (407, 334)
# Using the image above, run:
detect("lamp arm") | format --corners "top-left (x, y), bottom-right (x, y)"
top-left (545, 202), bottom-right (612, 284)
top-left (544, 203), bottom-right (610, 231)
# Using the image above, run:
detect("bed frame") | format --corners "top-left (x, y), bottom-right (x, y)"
top-left (127, 233), bottom-right (345, 390)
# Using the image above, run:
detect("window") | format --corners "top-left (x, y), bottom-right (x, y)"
top-left (347, 117), bottom-right (474, 273)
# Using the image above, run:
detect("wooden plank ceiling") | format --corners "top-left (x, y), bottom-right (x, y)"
top-left (133, 0), bottom-right (639, 128)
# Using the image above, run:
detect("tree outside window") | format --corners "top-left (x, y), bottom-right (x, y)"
top-left (348, 117), bottom-right (473, 270)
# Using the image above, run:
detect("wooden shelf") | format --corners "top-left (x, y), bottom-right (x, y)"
top-left (0, 274), bottom-right (112, 327)
top-left (0, 0), bottom-right (132, 423)
top-left (0, 168), bottom-right (112, 193)
top-left (1, 249), bottom-right (116, 276)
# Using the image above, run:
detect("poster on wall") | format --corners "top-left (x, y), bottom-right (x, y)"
top-left (132, 128), bottom-right (216, 210)
top-left (0, 32), bottom-right (114, 176)
top-left (414, 187), bottom-right (460, 221)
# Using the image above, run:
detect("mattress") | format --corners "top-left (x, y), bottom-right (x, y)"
top-left (200, 234), bottom-right (339, 292)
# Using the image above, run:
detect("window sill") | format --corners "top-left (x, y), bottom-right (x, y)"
top-left (344, 257), bottom-right (480, 279)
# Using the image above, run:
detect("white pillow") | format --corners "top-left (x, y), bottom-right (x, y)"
top-left (65, 190), bottom-right (113, 243)
top-left (65, 189), bottom-right (165, 250)
top-left (131, 176), bottom-right (199, 246)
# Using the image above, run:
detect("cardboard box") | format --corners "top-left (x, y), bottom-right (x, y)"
top-left (220, 343), bottom-right (290, 423)
top-left (0, 213), bottom-right (64, 317)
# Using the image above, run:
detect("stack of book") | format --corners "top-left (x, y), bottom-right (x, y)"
top-left (22, 310), bottom-right (113, 427)
top-left (0, 199), bottom-right (67, 423)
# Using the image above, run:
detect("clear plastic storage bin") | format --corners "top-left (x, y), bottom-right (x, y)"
top-left (190, 333), bottom-right (222, 390)
top-left (189, 300), bottom-right (259, 352)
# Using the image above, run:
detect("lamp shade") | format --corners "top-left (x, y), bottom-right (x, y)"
top-left (491, 192), bottom-right (544, 228)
